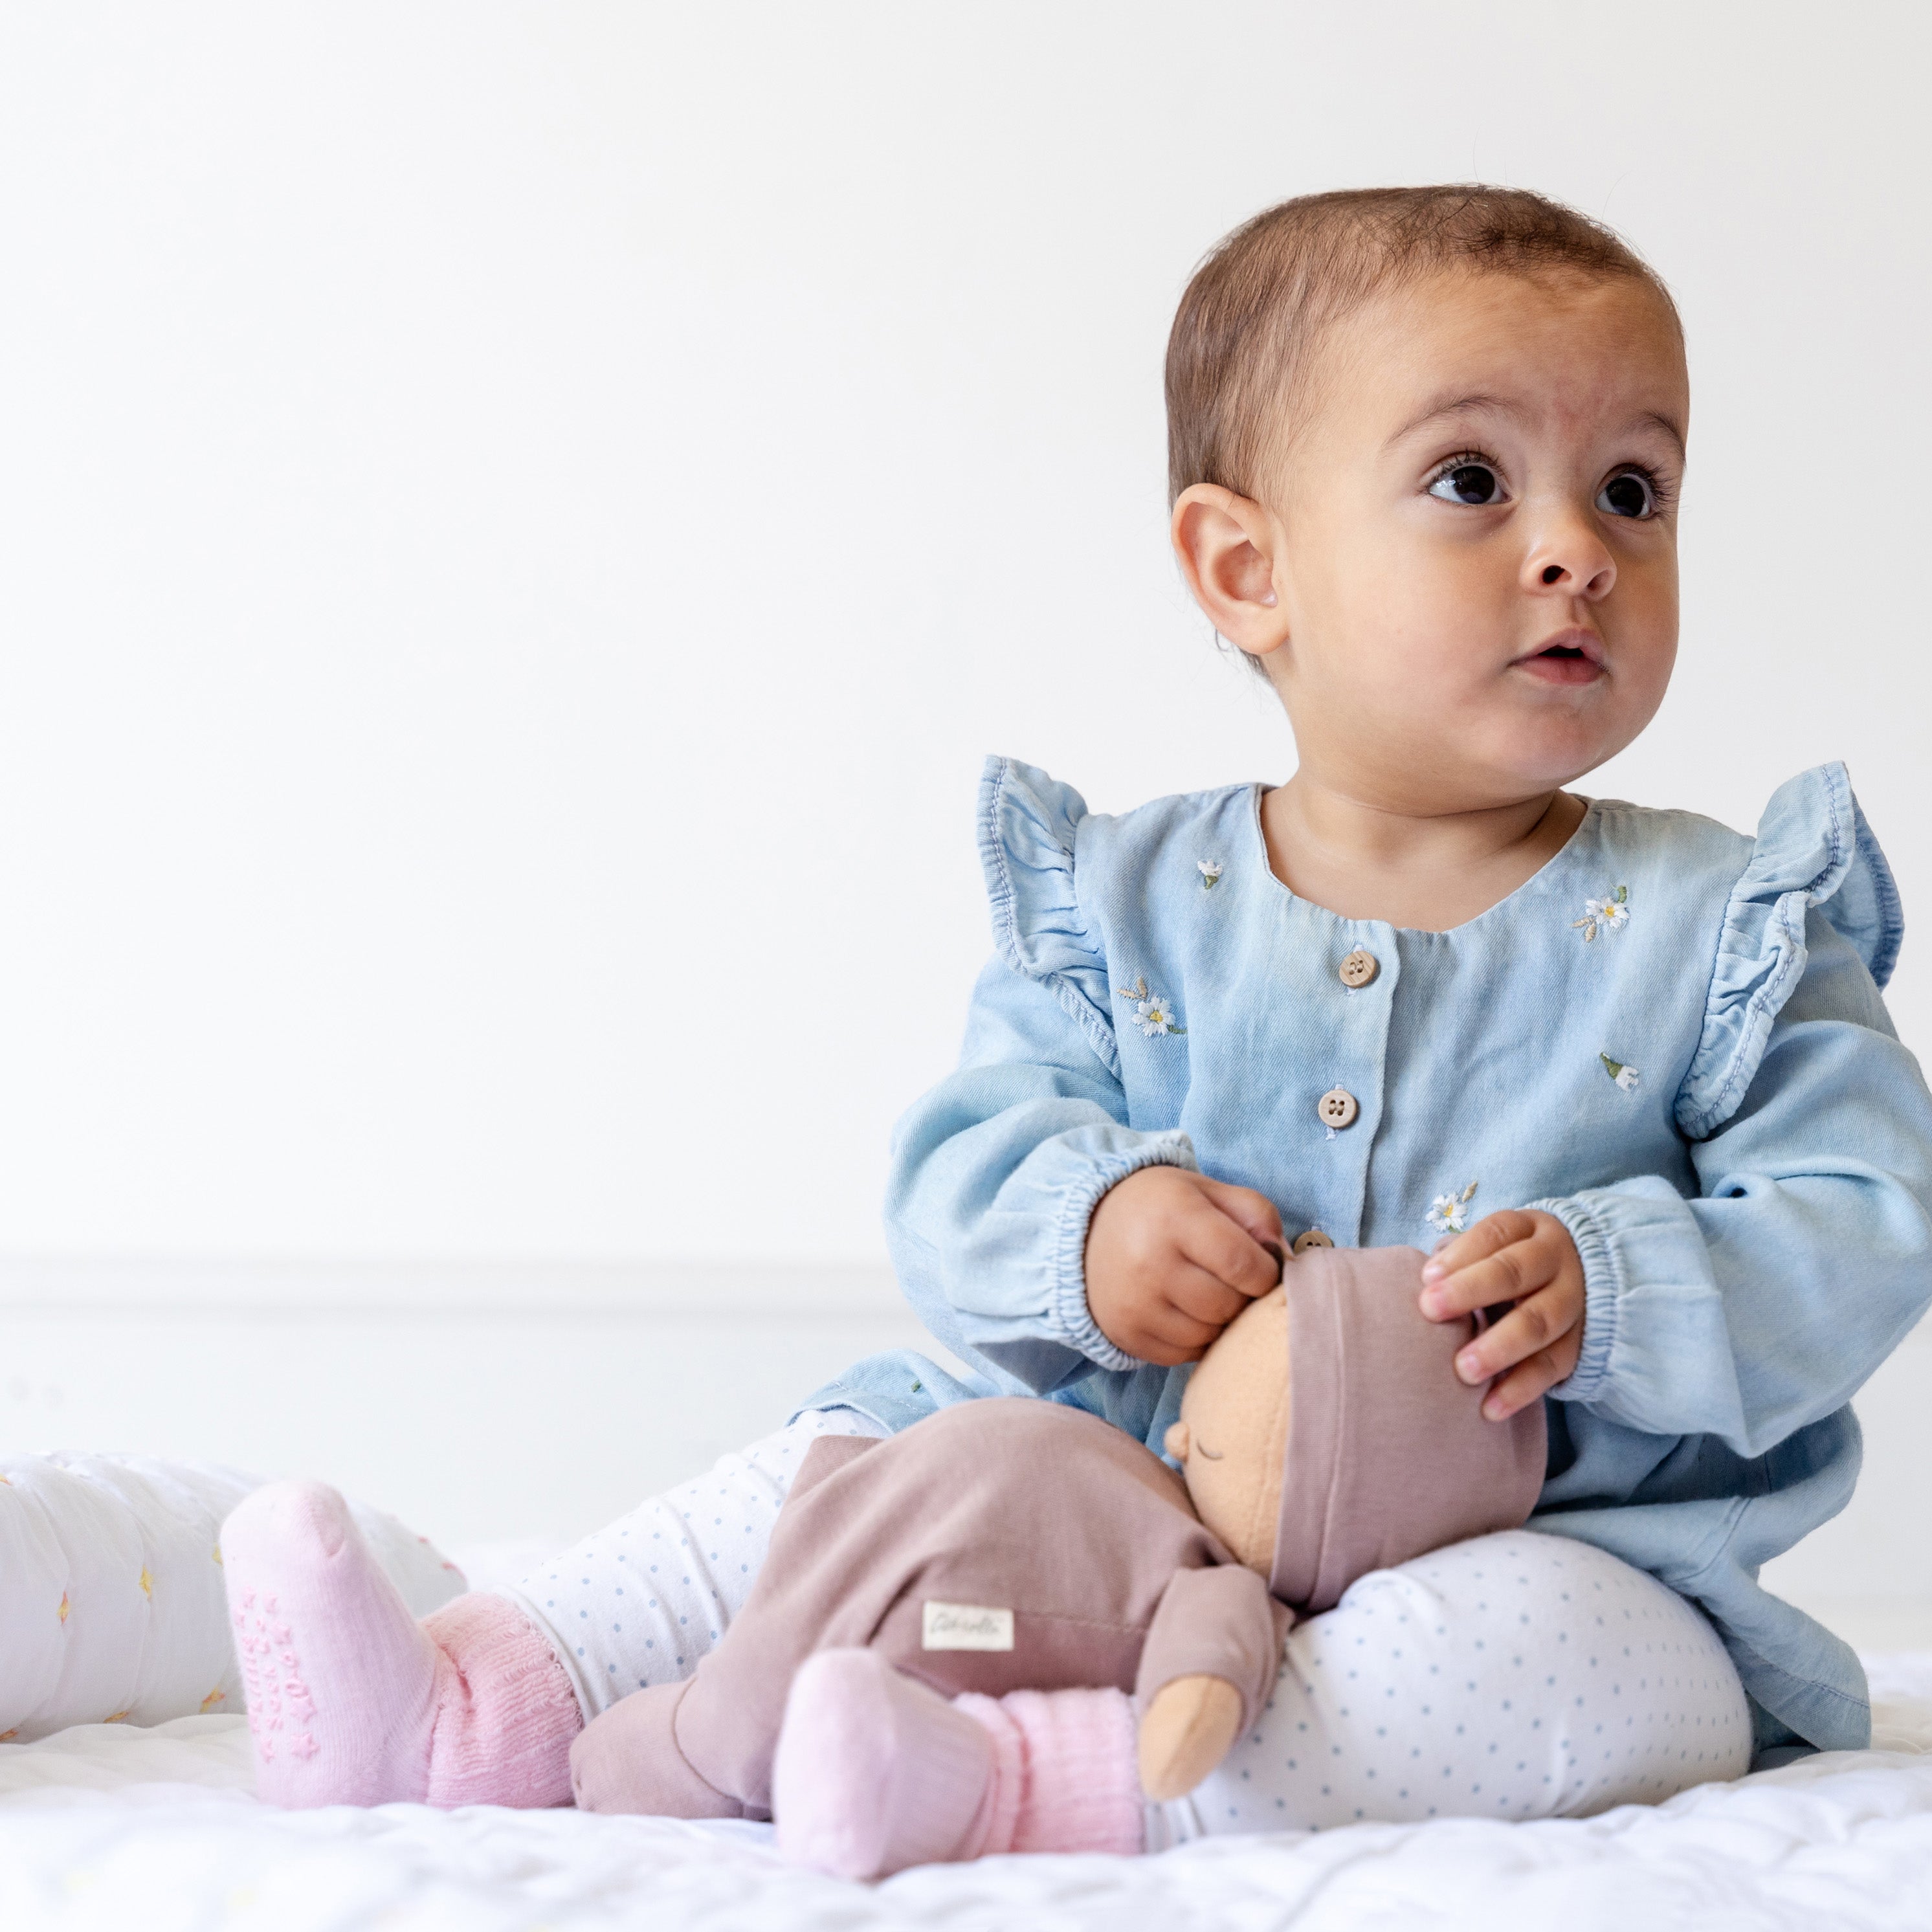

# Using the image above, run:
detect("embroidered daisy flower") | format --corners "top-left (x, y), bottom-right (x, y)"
top-left (1573, 885), bottom-right (1630, 942)
top-left (1115, 974), bottom-right (1186, 1037)
top-left (1133, 992), bottom-right (1184, 1036)
top-left (1197, 858), bottom-right (1224, 889)
top-left (1600, 1053), bottom-right (1641, 1093)
top-left (1425, 1181), bottom-right (1479, 1236)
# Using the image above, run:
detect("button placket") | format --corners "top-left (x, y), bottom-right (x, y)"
top-left (1273, 902), bottom-right (1397, 1250)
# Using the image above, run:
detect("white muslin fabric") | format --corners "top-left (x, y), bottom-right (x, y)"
top-left (497, 1409), bottom-right (885, 1722)
top-left (1159, 1529), bottom-right (1753, 1841)
top-left (0, 1452), bottom-right (464, 1742)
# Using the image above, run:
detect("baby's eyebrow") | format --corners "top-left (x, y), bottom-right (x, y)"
top-left (1385, 393), bottom-right (1688, 461)
top-left (1636, 409), bottom-right (1689, 462)
top-left (1384, 392), bottom-right (1526, 447)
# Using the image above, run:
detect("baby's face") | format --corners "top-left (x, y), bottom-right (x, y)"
top-left (1250, 270), bottom-right (1688, 811)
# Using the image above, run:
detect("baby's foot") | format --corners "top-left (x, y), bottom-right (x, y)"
top-left (221, 1482), bottom-right (442, 1806)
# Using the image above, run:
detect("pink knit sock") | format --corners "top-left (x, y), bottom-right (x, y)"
top-left (955, 1687), bottom-right (1144, 1856)
top-left (771, 1653), bottom-right (1144, 1878)
top-left (773, 1650), bottom-right (998, 1878)
top-left (221, 1481), bottom-right (579, 1808)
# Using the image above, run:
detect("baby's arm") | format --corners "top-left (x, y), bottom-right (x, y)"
top-left (1460, 918), bottom-right (1932, 1453)
top-left (888, 959), bottom-right (1280, 1386)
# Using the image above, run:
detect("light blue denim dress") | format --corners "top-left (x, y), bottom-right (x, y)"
top-left (805, 756), bottom-right (1932, 1755)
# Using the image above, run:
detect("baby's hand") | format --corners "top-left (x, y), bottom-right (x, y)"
top-left (1418, 1210), bottom-right (1585, 1420)
top-left (1085, 1166), bottom-right (1283, 1364)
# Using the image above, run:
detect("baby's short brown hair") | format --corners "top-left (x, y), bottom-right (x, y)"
top-left (1166, 185), bottom-right (1679, 506)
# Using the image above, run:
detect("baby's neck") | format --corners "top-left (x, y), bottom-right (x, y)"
top-left (1259, 775), bottom-right (1587, 933)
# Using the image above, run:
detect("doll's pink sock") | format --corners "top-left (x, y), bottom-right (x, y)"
top-left (221, 1481), bottom-right (580, 1808)
top-left (772, 1650), bottom-right (1142, 1879)
top-left (959, 1685), bottom-right (1144, 1858)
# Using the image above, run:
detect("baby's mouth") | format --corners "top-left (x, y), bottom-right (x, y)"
top-left (1514, 630), bottom-right (1606, 686)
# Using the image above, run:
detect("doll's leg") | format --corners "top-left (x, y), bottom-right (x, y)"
top-left (1163, 1529), bottom-right (1752, 1842)
top-left (770, 1650), bottom-right (1142, 1879)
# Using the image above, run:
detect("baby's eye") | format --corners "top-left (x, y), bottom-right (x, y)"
top-left (1597, 471), bottom-right (1657, 519)
top-left (1427, 461), bottom-right (1505, 507)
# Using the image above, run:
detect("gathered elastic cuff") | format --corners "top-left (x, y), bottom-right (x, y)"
top-left (1526, 1194), bottom-right (1621, 1403)
top-left (1050, 1131), bottom-right (1199, 1371)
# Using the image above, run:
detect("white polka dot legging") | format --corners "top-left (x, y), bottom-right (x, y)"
top-left (1164, 1527), bottom-right (1752, 1838)
top-left (495, 1410), bottom-right (884, 1720)
top-left (497, 1416), bottom-right (1753, 1832)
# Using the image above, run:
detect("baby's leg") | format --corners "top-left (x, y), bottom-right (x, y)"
top-left (1166, 1529), bottom-right (1752, 1841)
top-left (493, 1408), bottom-right (883, 1720)
top-left (223, 1408), bottom-right (880, 1807)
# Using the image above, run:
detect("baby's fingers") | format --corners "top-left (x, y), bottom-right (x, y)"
top-left (1474, 1336), bottom-right (1579, 1421)
top-left (1165, 1263), bottom-right (1254, 1334)
top-left (1181, 1189), bottom-right (1282, 1300)
top-left (1128, 1295), bottom-right (1227, 1366)
top-left (1452, 1282), bottom-right (1580, 1396)
top-left (1419, 1210), bottom-right (1548, 1318)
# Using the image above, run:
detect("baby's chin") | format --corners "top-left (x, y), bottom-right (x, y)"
top-left (1461, 721), bottom-right (1628, 799)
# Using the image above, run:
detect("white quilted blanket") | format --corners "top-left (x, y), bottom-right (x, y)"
top-left (1, 1655), bottom-right (1929, 1930)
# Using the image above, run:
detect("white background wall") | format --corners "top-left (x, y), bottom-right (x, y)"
top-left (0, 5), bottom-right (1927, 1617)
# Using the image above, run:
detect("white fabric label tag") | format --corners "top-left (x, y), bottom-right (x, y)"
top-left (921, 1601), bottom-right (1014, 1651)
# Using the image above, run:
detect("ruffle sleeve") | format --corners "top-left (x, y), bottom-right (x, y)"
top-left (1676, 763), bottom-right (1904, 1140)
top-left (977, 756), bottom-right (1118, 1076)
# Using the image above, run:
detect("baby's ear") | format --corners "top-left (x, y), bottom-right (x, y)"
top-left (1164, 1422), bottom-right (1192, 1463)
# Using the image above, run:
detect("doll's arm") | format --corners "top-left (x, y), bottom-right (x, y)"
top-left (1133, 1565), bottom-right (1288, 1799)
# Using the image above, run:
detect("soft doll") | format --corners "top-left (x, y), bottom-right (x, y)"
top-left (569, 1244), bottom-right (1546, 1875)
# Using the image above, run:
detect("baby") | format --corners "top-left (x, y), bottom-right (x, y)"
top-left (222, 185), bottom-right (1932, 1832)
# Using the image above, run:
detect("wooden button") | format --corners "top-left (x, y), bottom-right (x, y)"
top-left (1338, 949), bottom-right (1379, 988)
top-left (1292, 1228), bottom-right (1334, 1254)
top-left (1318, 1087), bottom-right (1359, 1129)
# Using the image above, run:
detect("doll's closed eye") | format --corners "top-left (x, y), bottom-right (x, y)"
top-left (1194, 1443), bottom-right (1224, 1461)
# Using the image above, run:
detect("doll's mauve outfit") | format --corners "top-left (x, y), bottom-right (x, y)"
top-left (570, 1245), bottom-right (1545, 1820)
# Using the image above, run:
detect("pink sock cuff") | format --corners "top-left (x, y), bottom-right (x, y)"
top-left (958, 1687), bottom-right (1141, 1857)
top-left (421, 1594), bottom-right (580, 1808)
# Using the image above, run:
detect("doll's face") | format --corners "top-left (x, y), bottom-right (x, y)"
top-left (1162, 1285), bottom-right (1289, 1571)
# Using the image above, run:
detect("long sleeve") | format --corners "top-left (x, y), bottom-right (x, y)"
top-left (886, 955), bottom-right (1197, 1389)
top-left (1133, 1563), bottom-right (1287, 1733)
top-left (1538, 875), bottom-right (1932, 1458)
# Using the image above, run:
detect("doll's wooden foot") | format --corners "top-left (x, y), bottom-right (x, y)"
top-left (1137, 1673), bottom-right (1245, 1801)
